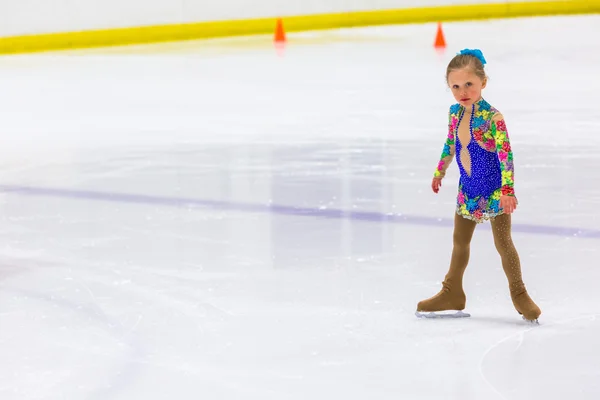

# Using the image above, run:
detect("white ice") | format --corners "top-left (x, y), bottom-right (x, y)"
top-left (0, 14), bottom-right (599, 400)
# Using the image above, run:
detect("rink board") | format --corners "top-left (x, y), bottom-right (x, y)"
top-left (1, 0), bottom-right (599, 55)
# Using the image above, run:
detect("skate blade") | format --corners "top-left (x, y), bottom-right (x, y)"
top-left (415, 310), bottom-right (470, 319)
top-left (522, 316), bottom-right (540, 325)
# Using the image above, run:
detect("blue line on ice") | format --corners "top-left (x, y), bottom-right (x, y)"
top-left (0, 184), bottom-right (598, 239)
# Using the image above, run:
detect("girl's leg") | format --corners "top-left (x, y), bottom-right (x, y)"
top-left (417, 212), bottom-right (477, 312)
top-left (490, 213), bottom-right (541, 321)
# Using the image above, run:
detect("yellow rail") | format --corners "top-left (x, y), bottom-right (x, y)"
top-left (1, 0), bottom-right (598, 55)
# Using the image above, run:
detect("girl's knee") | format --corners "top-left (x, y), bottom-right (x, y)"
top-left (494, 235), bottom-right (517, 257)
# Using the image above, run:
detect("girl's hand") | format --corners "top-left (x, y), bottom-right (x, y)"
top-left (432, 177), bottom-right (443, 193)
top-left (500, 195), bottom-right (517, 214)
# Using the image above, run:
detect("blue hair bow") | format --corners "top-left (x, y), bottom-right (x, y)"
top-left (458, 48), bottom-right (487, 65)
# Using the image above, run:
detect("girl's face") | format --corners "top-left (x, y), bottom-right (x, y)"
top-left (447, 67), bottom-right (487, 108)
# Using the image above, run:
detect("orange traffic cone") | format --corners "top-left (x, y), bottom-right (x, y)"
top-left (434, 22), bottom-right (446, 49)
top-left (274, 18), bottom-right (286, 43)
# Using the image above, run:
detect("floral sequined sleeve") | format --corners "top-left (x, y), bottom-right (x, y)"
top-left (491, 116), bottom-right (515, 196)
top-left (434, 110), bottom-right (456, 179)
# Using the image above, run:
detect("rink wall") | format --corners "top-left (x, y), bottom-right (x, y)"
top-left (1, 0), bottom-right (599, 54)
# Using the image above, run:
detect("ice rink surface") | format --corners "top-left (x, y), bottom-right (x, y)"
top-left (0, 14), bottom-right (599, 400)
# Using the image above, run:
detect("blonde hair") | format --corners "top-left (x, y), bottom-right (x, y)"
top-left (446, 53), bottom-right (487, 83)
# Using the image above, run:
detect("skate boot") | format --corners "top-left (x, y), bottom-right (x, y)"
top-left (510, 281), bottom-right (541, 323)
top-left (415, 278), bottom-right (469, 319)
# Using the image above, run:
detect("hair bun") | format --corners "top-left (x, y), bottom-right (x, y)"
top-left (458, 49), bottom-right (487, 66)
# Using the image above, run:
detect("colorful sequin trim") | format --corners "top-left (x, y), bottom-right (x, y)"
top-left (492, 118), bottom-right (515, 196)
top-left (456, 185), bottom-right (504, 223)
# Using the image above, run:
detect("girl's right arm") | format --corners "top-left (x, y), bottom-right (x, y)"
top-left (433, 111), bottom-right (456, 180)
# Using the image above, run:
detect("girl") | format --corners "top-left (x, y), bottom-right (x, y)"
top-left (416, 49), bottom-right (541, 323)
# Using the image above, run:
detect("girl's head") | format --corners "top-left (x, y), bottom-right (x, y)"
top-left (446, 49), bottom-right (488, 108)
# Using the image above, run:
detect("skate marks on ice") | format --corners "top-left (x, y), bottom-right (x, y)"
top-left (0, 259), bottom-right (145, 400)
top-left (479, 313), bottom-right (600, 400)
top-left (0, 284), bottom-right (145, 400)
top-left (415, 310), bottom-right (471, 319)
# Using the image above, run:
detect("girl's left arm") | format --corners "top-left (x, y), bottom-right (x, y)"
top-left (492, 113), bottom-right (516, 197)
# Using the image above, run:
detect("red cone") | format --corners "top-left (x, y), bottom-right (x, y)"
top-left (274, 18), bottom-right (286, 43)
top-left (434, 22), bottom-right (446, 49)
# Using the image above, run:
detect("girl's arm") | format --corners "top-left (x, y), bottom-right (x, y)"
top-left (491, 113), bottom-right (515, 196)
top-left (434, 112), bottom-right (456, 179)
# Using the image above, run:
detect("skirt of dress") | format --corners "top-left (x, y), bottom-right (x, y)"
top-left (455, 183), bottom-right (515, 223)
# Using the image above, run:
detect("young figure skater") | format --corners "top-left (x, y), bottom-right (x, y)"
top-left (416, 49), bottom-right (541, 322)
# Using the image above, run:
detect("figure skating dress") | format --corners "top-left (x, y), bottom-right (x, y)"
top-left (434, 98), bottom-right (516, 222)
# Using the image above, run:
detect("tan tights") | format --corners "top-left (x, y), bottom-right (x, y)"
top-left (417, 212), bottom-right (541, 321)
